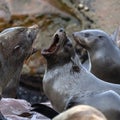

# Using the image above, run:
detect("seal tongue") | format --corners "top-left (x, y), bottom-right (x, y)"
top-left (41, 34), bottom-right (59, 55)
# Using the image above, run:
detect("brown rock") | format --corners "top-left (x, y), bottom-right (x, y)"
top-left (0, 98), bottom-right (49, 120)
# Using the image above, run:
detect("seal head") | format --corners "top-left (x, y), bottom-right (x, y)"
top-left (42, 28), bottom-right (74, 69)
top-left (73, 29), bottom-right (120, 83)
top-left (73, 30), bottom-right (113, 50)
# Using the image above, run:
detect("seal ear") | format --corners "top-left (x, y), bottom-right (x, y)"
top-left (111, 27), bottom-right (120, 43)
top-left (14, 45), bottom-right (20, 50)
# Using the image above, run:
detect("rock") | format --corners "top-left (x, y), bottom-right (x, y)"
top-left (77, 0), bottom-right (120, 33)
top-left (22, 51), bottom-right (46, 75)
top-left (0, 98), bottom-right (50, 120)
top-left (0, 98), bottom-right (31, 115)
top-left (0, 0), bottom-right (11, 22)
top-left (92, 0), bottom-right (120, 33)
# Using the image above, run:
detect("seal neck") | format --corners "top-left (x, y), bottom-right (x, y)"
top-left (46, 49), bottom-right (76, 70)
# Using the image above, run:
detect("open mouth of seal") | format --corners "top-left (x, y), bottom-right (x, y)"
top-left (41, 34), bottom-right (60, 55)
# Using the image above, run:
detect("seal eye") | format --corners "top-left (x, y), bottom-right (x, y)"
top-left (59, 28), bottom-right (64, 32)
top-left (98, 36), bottom-right (104, 39)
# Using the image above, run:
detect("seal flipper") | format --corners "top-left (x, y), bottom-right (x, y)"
top-left (31, 103), bottom-right (59, 119)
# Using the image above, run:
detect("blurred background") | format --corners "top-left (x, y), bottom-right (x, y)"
top-left (0, 0), bottom-right (119, 104)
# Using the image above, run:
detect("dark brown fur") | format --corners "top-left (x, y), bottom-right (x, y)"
top-left (0, 25), bottom-right (38, 98)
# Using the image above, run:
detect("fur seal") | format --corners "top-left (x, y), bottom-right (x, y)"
top-left (53, 105), bottom-right (107, 120)
top-left (73, 29), bottom-right (120, 84)
top-left (41, 28), bottom-right (120, 120)
top-left (0, 25), bottom-right (38, 98)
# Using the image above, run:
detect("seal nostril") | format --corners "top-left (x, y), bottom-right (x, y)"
top-left (72, 33), bottom-right (75, 37)
top-left (59, 28), bottom-right (64, 32)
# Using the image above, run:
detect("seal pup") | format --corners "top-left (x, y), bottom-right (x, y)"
top-left (73, 29), bottom-right (120, 84)
top-left (41, 28), bottom-right (120, 117)
top-left (53, 105), bottom-right (107, 120)
top-left (0, 25), bottom-right (38, 98)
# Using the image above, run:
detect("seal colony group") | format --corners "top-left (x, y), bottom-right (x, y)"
top-left (0, 25), bottom-right (120, 120)
top-left (40, 28), bottom-right (120, 120)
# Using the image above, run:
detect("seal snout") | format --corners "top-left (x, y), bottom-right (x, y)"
top-left (55, 28), bottom-right (66, 36)
top-left (27, 25), bottom-right (39, 43)
top-left (72, 32), bottom-right (76, 37)
top-left (72, 32), bottom-right (81, 43)
top-left (25, 25), bottom-right (39, 57)
top-left (72, 32), bottom-right (80, 39)
top-left (72, 33), bottom-right (75, 41)
top-left (72, 32), bottom-right (88, 49)
top-left (53, 34), bottom-right (59, 45)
